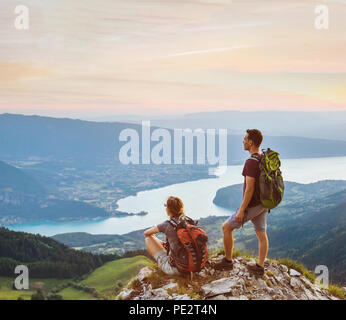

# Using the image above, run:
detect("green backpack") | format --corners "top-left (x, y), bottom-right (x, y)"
top-left (251, 148), bottom-right (284, 211)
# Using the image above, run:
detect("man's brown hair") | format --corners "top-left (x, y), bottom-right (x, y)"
top-left (246, 129), bottom-right (263, 148)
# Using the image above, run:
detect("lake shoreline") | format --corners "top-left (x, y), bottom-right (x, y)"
top-left (7, 156), bottom-right (346, 236)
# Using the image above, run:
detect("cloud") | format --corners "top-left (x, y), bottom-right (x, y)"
top-left (0, 62), bottom-right (52, 82)
top-left (166, 45), bottom-right (254, 57)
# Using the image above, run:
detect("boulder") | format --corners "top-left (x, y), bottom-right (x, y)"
top-left (137, 267), bottom-right (153, 282)
top-left (163, 282), bottom-right (178, 291)
top-left (201, 277), bottom-right (243, 297)
top-left (289, 269), bottom-right (302, 277)
top-left (279, 264), bottom-right (288, 273)
top-left (116, 288), bottom-right (133, 300)
top-left (290, 278), bottom-right (302, 292)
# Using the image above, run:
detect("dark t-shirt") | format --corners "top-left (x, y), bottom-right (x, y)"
top-left (157, 220), bottom-right (182, 257)
top-left (242, 152), bottom-right (261, 208)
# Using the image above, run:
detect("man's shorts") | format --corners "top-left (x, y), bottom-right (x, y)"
top-left (227, 204), bottom-right (268, 232)
top-left (154, 250), bottom-right (181, 276)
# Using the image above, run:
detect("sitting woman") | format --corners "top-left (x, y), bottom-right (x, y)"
top-left (144, 196), bottom-right (186, 276)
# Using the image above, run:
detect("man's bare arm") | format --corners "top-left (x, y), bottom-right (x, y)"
top-left (240, 176), bottom-right (255, 211)
top-left (235, 176), bottom-right (255, 222)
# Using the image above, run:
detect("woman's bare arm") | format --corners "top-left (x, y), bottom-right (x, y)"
top-left (143, 226), bottom-right (159, 237)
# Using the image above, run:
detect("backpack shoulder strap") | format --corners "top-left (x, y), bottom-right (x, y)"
top-left (167, 218), bottom-right (179, 229)
top-left (249, 153), bottom-right (262, 162)
top-left (168, 215), bottom-right (197, 228)
top-left (183, 216), bottom-right (197, 226)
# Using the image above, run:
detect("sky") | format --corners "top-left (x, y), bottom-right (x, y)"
top-left (0, 0), bottom-right (346, 118)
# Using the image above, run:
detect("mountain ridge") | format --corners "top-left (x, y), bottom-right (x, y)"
top-left (2, 113), bottom-right (346, 164)
top-left (116, 253), bottom-right (343, 300)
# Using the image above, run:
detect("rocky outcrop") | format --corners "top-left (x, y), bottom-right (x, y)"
top-left (116, 255), bottom-right (340, 300)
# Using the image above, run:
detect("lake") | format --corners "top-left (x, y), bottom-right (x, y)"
top-left (8, 156), bottom-right (346, 236)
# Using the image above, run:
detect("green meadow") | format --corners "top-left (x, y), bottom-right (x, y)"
top-left (0, 256), bottom-right (152, 300)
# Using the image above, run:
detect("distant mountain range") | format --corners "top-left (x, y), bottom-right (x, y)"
top-left (1, 113), bottom-right (346, 166)
top-left (101, 111), bottom-right (346, 141)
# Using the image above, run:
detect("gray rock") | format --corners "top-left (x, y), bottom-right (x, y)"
top-left (274, 274), bottom-right (284, 283)
top-left (142, 288), bottom-right (171, 300)
top-left (163, 282), bottom-right (178, 291)
top-left (199, 270), bottom-right (207, 278)
top-left (279, 264), bottom-right (288, 273)
top-left (137, 267), bottom-right (153, 282)
top-left (286, 292), bottom-right (298, 300)
top-left (300, 277), bottom-right (313, 288)
top-left (116, 288), bottom-right (133, 300)
top-left (302, 287), bottom-right (318, 300)
top-left (172, 293), bottom-right (193, 300)
top-left (267, 266), bottom-right (279, 276)
top-left (289, 268), bottom-right (302, 277)
top-left (201, 277), bottom-right (243, 297)
top-left (207, 294), bottom-right (229, 300)
top-left (290, 278), bottom-right (302, 291)
top-left (283, 272), bottom-right (291, 281)
top-left (256, 279), bottom-right (268, 290)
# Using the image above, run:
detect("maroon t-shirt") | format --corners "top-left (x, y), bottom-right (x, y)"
top-left (242, 152), bottom-right (261, 208)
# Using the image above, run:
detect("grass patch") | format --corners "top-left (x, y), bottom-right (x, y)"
top-left (80, 255), bottom-right (152, 298)
top-left (278, 258), bottom-right (316, 284)
top-left (328, 284), bottom-right (345, 300)
top-left (58, 286), bottom-right (96, 300)
top-left (0, 276), bottom-right (69, 300)
top-left (144, 270), bottom-right (167, 289)
top-left (211, 248), bottom-right (255, 260)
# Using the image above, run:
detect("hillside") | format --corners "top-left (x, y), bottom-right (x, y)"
top-left (0, 160), bottom-right (121, 225)
top-left (52, 231), bottom-right (145, 255)
top-left (0, 227), bottom-right (118, 278)
top-left (117, 253), bottom-right (343, 300)
top-left (250, 201), bottom-right (346, 285)
top-left (0, 160), bottom-right (46, 196)
top-left (213, 180), bottom-right (346, 209)
top-left (0, 255), bottom-right (152, 300)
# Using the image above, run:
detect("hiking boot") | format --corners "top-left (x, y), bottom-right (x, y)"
top-left (246, 263), bottom-right (265, 276)
top-left (213, 257), bottom-right (234, 271)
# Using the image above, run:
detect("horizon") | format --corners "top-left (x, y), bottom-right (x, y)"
top-left (1, 0), bottom-right (346, 117)
top-left (2, 109), bottom-right (346, 122)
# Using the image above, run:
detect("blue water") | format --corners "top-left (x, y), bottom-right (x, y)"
top-left (8, 156), bottom-right (346, 236)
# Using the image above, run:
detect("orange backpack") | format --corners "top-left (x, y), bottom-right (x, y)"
top-left (166, 216), bottom-right (208, 273)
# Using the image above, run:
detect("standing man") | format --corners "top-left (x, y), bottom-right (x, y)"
top-left (214, 129), bottom-right (268, 276)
